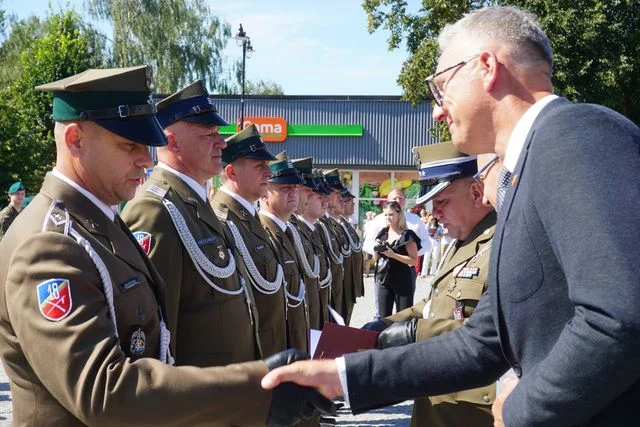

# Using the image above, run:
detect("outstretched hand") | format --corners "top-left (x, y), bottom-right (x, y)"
top-left (261, 359), bottom-right (344, 400)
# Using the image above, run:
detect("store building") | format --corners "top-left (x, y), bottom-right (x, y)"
top-left (212, 95), bottom-right (439, 226)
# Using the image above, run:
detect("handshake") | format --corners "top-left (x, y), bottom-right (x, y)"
top-left (265, 349), bottom-right (341, 426)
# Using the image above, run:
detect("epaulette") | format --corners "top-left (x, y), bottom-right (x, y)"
top-left (214, 203), bottom-right (229, 221)
top-left (145, 181), bottom-right (169, 200)
top-left (42, 200), bottom-right (72, 236)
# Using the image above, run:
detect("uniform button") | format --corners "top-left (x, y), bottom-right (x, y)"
top-left (138, 306), bottom-right (146, 321)
top-left (456, 291), bottom-right (461, 298)
top-left (429, 312), bottom-right (435, 319)
top-left (435, 289), bottom-right (439, 296)
top-left (512, 363), bottom-right (522, 377)
top-left (483, 394), bottom-right (491, 403)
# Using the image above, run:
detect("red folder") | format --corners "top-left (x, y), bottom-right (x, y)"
top-left (313, 322), bottom-right (380, 359)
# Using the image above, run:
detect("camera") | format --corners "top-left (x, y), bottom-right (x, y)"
top-left (373, 240), bottom-right (389, 253)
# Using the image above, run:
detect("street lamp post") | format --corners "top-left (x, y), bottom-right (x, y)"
top-left (234, 24), bottom-right (254, 130)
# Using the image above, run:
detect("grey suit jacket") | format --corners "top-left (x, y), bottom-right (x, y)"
top-left (344, 98), bottom-right (640, 426)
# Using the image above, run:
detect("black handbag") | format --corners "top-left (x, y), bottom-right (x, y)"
top-left (374, 256), bottom-right (391, 286)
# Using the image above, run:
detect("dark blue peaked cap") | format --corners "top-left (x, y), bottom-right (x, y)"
top-left (156, 80), bottom-right (228, 128)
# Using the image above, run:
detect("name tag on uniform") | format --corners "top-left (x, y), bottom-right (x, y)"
top-left (197, 236), bottom-right (218, 247)
top-left (120, 277), bottom-right (141, 292)
top-left (456, 267), bottom-right (480, 279)
top-left (255, 244), bottom-right (265, 252)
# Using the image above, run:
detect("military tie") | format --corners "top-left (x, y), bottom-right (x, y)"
top-left (496, 167), bottom-right (512, 213)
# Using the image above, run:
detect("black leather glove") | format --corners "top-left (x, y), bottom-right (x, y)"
top-left (265, 349), bottom-right (340, 426)
top-left (377, 318), bottom-right (418, 349)
top-left (361, 319), bottom-right (389, 332)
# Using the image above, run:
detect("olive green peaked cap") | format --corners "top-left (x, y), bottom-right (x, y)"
top-left (155, 80), bottom-right (228, 128)
top-left (292, 157), bottom-right (318, 190)
top-left (35, 65), bottom-right (166, 147)
top-left (222, 124), bottom-right (277, 164)
top-left (269, 151), bottom-right (304, 185)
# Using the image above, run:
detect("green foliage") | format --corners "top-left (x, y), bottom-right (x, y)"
top-left (363, 0), bottom-right (640, 124)
top-left (0, 11), bottom-right (106, 194)
top-left (87, 0), bottom-right (232, 94)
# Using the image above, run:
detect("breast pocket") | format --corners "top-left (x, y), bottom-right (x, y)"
top-left (446, 278), bottom-right (485, 317)
top-left (499, 208), bottom-right (544, 302)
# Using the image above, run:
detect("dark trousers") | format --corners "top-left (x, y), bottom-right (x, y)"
top-left (376, 279), bottom-right (415, 317)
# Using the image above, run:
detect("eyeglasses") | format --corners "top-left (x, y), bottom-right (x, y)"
top-left (425, 54), bottom-right (479, 107)
top-left (472, 155), bottom-right (499, 181)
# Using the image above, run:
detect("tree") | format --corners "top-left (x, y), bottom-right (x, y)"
top-left (0, 11), bottom-right (107, 197)
top-left (244, 80), bottom-right (284, 95)
top-left (363, 0), bottom-right (640, 124)
top-left (87, 0), bottom-right (232, 94)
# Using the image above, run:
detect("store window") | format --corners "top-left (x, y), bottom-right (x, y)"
top-left (355, 170), bottom-right (421, 226)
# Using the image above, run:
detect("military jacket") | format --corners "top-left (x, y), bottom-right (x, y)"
top-left (327, 215), bottom-right (353, 322)
top-left (212, 190), bottom-right (287, 357)
top-left (0, 204), bottom-right (20, 239)
top-left (386, 211), bottom-right (497, 427)
top-left (0, 174), bottom-right (271, 426)
top-left (339, 217), bottom-right (364, 323)
top-left (290, 215), bottom-right (322, 330)
top-left (122, 167), bottom-right (261, 367)
top-left (317, 215), bottom-right (344, 317)
top-left (308, 222), bottom-right (332, 327)
top-left (260, 214), bottom-right (309, 352)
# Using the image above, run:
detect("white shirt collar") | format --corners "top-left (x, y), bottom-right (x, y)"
top-left (298, 215), bottom-right (316, 231)
top-left (503, 94), bottom-right (558, 172)
top-left (259, 209), bottom-right (287, 232)
top-left (156, 162), bottom-right (207, 202)
top-left (52, 168), bottom-right (116, 221)
top-left (220, 187), bottom-right (256, 216)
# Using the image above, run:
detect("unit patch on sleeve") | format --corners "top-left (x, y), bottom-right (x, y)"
top-left (132, 231), bottom-right (153, 255)
top-left (36, 278), bottom-right (73, 321)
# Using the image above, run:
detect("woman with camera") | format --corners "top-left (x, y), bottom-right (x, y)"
top-left (373, 201), bottom-right (421, 317)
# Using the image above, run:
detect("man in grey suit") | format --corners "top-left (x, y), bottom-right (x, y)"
top-left (262, 6), bottom-right (640, 427)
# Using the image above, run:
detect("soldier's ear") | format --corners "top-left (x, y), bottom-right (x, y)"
top-left (469, 180), bottom-right (485, 208)
top-left (64, 122), bottom-right (84, 157)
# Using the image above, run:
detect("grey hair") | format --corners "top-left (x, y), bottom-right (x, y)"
top-left (439, 6), bottom-right (553, 71)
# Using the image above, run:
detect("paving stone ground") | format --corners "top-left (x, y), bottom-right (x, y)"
top-left (0, 276), bottom-right (433, 426)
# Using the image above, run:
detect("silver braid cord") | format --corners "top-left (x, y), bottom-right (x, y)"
top-left (159, 319), bottom-right (174, 365)
top-left (287, 223), bottom-right (319, 279)
top-left (69, 227), bottom-right (119, 340)
top-left (317, 221), bottom-right (343, 264)
top-left (286, 279), bottom-right (306, 308)
top-left (227, 220), bottom-right (283, 294)
top-left (162, 199), bottom-right (237, 282)
top-left (318, 260), bottom-right (332, 289)
top-left (339, 221), bottom-right (362, 252)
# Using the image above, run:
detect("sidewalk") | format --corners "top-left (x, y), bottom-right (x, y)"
top-left (0, 275), bottom-right (433, 426)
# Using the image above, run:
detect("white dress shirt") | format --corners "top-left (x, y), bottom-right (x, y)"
top-left (156, 162), bottom-right (207, 202)
top-left (52, 168), bottom-right (115, 222)
top-left (362, 210), bottom-right (430, 256)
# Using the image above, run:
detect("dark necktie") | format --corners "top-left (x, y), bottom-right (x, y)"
top-left (496, 167), bottom-right (512, 212)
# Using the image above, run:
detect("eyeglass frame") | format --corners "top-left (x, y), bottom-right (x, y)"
top-left (472, 154), bottom-right (499, 181)
top-left (425, 54), bottom-right (480, 107)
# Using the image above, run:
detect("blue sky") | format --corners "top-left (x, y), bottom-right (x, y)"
top-left (4, 0), bottom-right (419, 95)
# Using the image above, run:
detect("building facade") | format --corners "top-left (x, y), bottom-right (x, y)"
top-left (212, 95), bottom-right (439, 226)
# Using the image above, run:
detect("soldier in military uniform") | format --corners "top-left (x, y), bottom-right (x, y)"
top-left (0, 181), bottom-right (25, 239)
top-left (323, 169), bottom-right (354, 323)
top-left (290, 157), bottom-right (323, 331)
top-left (337, 187), bottom-right (364, 324)
top-left (313, 170), bottom-right (344, 321)
top-left (212, 125), bottom-right (288, 357)
top-left (258, 151), bottom-right (309, 353)
top-left (122, 80), bottom-right (261, 367)
top-left (0, 66), bottom-right (334, 426)
top-left (298, 173), bottom-right (333, 328)
top-left (363, 143), bottom-right (498, 427)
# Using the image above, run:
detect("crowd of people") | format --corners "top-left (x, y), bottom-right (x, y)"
top-left (1, 5), bottom-right (639, 427)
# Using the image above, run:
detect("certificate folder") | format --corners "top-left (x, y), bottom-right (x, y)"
top-left (312, 322), bottom-right (380, 359)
